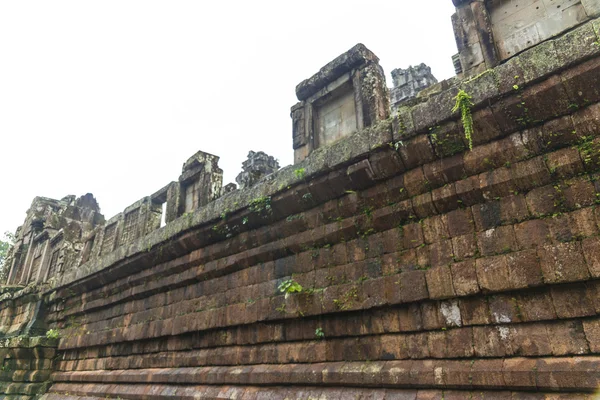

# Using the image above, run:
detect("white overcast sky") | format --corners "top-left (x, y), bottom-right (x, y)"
top-left (0, 1), bottom-right (457, 236)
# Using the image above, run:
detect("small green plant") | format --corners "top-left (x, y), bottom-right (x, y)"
top-left (46, 329), bottom-right (60, 339)
top-left (249, 196), bottom-right (272, 217)
top-left (392, 140), bottom-right (404, 150)
top-left (452, 89), bottom-right (475, 150)
top-left (315, 327), bottom-right (325, 339)
top-left (278, 279), bottom-right (303, 299)
top-left (294, 168), bottom-right (306, 179)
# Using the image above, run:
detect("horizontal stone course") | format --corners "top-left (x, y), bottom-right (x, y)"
top-left (48, 356), bottom-right (600, 392)
top-left (41, 384), bottom-right (600, 400)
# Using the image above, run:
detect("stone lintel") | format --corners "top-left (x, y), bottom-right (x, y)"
top-left (295, 43), bottom-right (379, 101)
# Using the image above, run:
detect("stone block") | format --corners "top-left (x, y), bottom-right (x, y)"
top-left (514, 219), bottom-right (551, 249)
top-left (571, 102), bottom-right (600, 141)
top-left (431, 184), bottom-right (460, 214)
top-left (398, 303), bottom-right (424, 332)
top-left (429, 240), bottom-right (455, 268)
top-left (412, 87), bottom-right (459, 134)
top-left (506, 249), bottom-right (544, 289)
top-left (520, 126), bottom-right (545, 155)
top-left (525, 185), bottom-right (563, 217)
top-left (393, 106), bottom-right (417, 141)
top-left (547, 321), bottom-right (590, 356)
top-left (369, 150), bottom-right (406, 181)
top-left (554, 21), bottom-right (600, 67)
top-left (425, 265), bottom-right (456, 300)
top-left (472, 201), bottom-right (501, 231)
top-left (503, 357), bottom-right (538, 391)
top-left (459, 297), bottom-right (491, 326)
top-left (470, 359), bottom-right (506, 388)
top-left (446, 327), bottom-right (474, 358)
top-left (518, 290), bottom-right (557, 322)
top-left (499, 194), bottom-right (530, 224)
top-left (541, 114), bottom-right (579, 152)
top-left (476, 226), bottom-right (518, 256)
top-left (372, 202), bottom-right (413, 232)
top-left (490, 93), bottom-right (526, 136)
top-left (562, 176), bottom-right (596, 209)
top-left (511, 156), bottom-right (552, 191)
top-left (473, 326), bottom-right (510, 358)
top-left (582, 236), bottom-right (600, 277)
top-left (450, 260), bottom-right (479, 296)
top-left (539, 241), bottom-right (589, 284)
top-left (476, 254), bottom-right (511, 292)
top-left (386, 175), bottom-right (410, 203)
top-left (569, 207), bottom-right (599, 239)
top-left (381, 229), bottom-right (402, 255)
top-left (405, 333), bottom-right (430, 359)
top-left (423, 154), bottom-right (465, 187)
top-left (583, 319), bottom-right (600, 352)
top-left (489, 295), bottom-right (521, 324)
top-left (429, 122), bottom-right (466, 158)
top-left (400, 223), bottom-right (425, 250)
top-left (398, 135), bottom-right (436, 171)
top-left (400, 270), bottom-right (430, 303)
top-left (561, 56), bottom-right (600, 107)
top-left (546, 147), bottom-right (585, 179)
top-left (455, 175), bottom-right (484, 206)
top-left (347, 160), bottom-right (376, 190)
top-left (518, 41), bottom-right (561, 85)
top-left (451, 233), bottom-right (478, 261)
top-left (403, 167), bottom-right (429, 197)
top-left (524, 75), bottom-right (571, 124)
top-left (478, 167), bottom-right (517, 200)
top-left (551, 283), bottom-right (597, 319)
top-left (412, 193), bottom-right (437, 219)
top-left (510, 324), bottom-right (552, 357)
top-left (471, 106), bottom-right (504, 146)
top-left (422, 215), bottom-right (449, 244)
top-left (445, 208), bottom-right (474, 238)
top-left (420, 302), bottom-right (445, 330)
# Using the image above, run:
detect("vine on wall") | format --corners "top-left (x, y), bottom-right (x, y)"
top-left (452, 89), bottom-right (475, 150)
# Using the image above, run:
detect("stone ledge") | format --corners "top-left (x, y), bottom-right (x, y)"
top-left (50, 356), bottom-right (600, 392)
top-left (42, 384), bottom-right (600, 400)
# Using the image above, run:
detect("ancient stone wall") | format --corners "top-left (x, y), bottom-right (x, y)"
top-left (452, 0), bottom-right (600, 77)
top-left (1, 8), bottom-right (600, 400)
top-left (0, 336), bottom-right (57, 400)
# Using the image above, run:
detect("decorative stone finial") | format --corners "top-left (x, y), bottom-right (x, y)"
top-left (235, 151), bottom-right (280, 190)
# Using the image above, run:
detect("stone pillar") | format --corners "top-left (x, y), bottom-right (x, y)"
top-left (235, 151), bottom-right (280, 190)
top-left (291, 43), bottom-right (390, 164)
top-left (178, 151), bottom-right (223, 215)
top-left (451, 0), bottom-right (498, 77)
top-left (451, 0), bottom-right (596, 75)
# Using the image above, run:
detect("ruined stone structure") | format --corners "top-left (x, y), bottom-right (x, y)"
top-left (390, 64), bottom-right (438, 110)
top-left (235, 151), bottom-right (280, 190)
top-left (2, 1), bottom-right (600, 398)
top-left (291, 44), bottom-right (390, 164)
